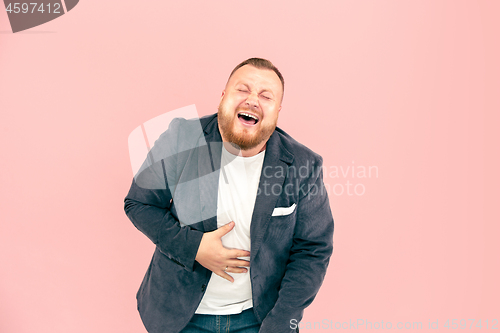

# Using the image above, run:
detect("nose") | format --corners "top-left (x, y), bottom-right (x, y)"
top-left (244, 92), bottom-right (259, 110)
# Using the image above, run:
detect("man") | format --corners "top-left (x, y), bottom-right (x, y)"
top-left (124, 58), bottom-right (334, 333)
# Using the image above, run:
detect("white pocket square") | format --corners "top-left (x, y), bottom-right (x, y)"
top-left (272, 203), bottom-right (296, 216)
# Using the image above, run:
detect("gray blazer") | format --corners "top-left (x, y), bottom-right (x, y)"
top-left (124, 113), bottom-right (334, 333)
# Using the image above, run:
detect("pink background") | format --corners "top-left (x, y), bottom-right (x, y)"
top-left (1, 1), bottom-right (499, 332)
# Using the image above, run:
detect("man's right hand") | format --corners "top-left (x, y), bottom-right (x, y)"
top-left (195, 221), bottom-right (251, 283)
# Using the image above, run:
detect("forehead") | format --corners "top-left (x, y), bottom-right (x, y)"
top-left (227, 65), bottom-right (283, 94)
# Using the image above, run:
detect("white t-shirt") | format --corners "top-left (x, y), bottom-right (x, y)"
top-left (195, 145), bottom-right (265, 314)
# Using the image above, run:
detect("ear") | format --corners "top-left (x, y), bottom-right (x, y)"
top-left (278, 105), bottom-right (282, 113)
top-left (220, 90), bottom-right (226, 102)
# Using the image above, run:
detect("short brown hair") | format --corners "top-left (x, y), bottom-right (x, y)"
top-left (228, 58), bottom-right (285, 94)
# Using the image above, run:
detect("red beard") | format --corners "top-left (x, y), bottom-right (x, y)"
top-left (217, 105), bottom-right (277, 151)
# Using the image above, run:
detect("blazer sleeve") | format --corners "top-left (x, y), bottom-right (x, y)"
top-left (259, 160), bottom-right (334, 332)
top-left (124, 118), bottom-right (204, 271)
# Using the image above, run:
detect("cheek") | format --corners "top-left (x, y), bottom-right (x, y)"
top-left (263, 109), bottom-right (280, 122)
top-left (227, 94), bottom-right (245, 104)
top-left (220, 100), bottom-right (236, 114)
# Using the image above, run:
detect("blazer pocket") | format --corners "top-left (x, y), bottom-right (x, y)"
top-left (271, 203), bottom-right (296, 216)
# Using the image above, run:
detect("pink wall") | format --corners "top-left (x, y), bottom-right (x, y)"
top-left (1, 1), bottom-right (499, 332)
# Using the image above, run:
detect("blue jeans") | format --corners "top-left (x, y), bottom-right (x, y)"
top-left (180, 308), bottom-right (260, 333)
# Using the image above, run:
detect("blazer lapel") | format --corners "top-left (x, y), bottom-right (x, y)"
top-left (250, 131), bottom-right (294, 261)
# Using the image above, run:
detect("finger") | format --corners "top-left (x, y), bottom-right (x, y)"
top-left (226, 259), bottom-right (250, 267)
top-left (225, 266), bottom-right (248, 274)
top-left (226, 249), bottom-right (251, 258)
top-left (217, 271), bottom-right (235, 283)
top-left (216, 221), bottom-right (235, 237)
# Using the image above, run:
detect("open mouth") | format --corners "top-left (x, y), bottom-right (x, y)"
top-left (237, 112), bottom-right (259, 126)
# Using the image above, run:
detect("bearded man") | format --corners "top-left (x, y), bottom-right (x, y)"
top-left (124, 58), bottom-right (334, 333)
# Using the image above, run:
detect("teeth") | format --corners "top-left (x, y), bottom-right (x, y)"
top-left (239, 112), bottom-right (258, 121)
